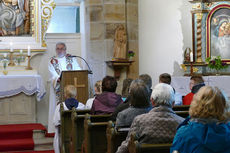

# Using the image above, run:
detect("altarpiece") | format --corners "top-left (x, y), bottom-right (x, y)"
top-left (183, 0), bottom-right (230, 75)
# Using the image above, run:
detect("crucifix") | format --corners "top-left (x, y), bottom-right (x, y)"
top-left (74, 77), bottom-right (86, 94)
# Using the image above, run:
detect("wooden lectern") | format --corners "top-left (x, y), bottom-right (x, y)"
top-left (60, 70), bottom-right (89, 104)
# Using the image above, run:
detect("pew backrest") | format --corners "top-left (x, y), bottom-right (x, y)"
top-left (106, 121), bottom-right (129, 153)
top-left (83, 118), bottom-right (108, 153)
top-left (74, 109), bottom-right (90, 115)
top-left (175, 111), bottom-right (189, 118)
top-left (172, 105), bottom-right (190, 111)
top-left (60, 103), bottom-right (73, 153)
top-left (70, 111), bottom-right (86, 153)
top-left (70, 113), bottom-right (112, 153)
top-left (128, 132), bottom-right (172, 153)
top-left (85, 113), bottom-right (112, 122)
top-left (61, 107), bottom-right (90, 153)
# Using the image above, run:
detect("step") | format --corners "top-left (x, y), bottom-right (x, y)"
top-left (0, 138), bottom-right (33, 152)
top-left (33, 130), bottom-right (46, 139)
top-left (34, 137), bottom-right (53, 151)
top-left (33, 130), bottom-right (53, 151)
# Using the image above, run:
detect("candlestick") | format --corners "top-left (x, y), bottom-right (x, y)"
top-left (10, 42), bottom-right (13, 52)
top-left (26, 55), bottom-right (32, 70)
top-left (8, 52), bottom-right (15, 66)
top-left (190, 51), bottom-right (193, 62)
top-left (27, 46), bottom-right (31, 56)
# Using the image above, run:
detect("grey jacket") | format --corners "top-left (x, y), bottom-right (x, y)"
top-left (116, 105), bottom-right (184, 153)
top-left (116, 106), bottom-right (150, 127)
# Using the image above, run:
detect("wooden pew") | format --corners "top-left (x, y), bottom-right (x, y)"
top-left (70, 113), bottom-right (111, 153)
top-left (60, 103), bottom-right (90, 153)
top-left (82, 114), bottom-right (111, 153)
top-left (175, 111), bottom-right (189, 118)
top-left (173, 105), bottom-right (190, 111)
top-left (70, 111), bottom-right (86, 153)
top-left (128, 132), bottom-right (172, 153)
top-left (60, 103), bottom-right (72, 153)
top-left (106, 121), bottom-right (129, 153)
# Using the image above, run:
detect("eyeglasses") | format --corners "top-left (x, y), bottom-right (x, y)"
top-left (56, 48), bottom-right (66, 51)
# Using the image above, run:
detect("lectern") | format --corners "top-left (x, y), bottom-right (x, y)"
top-left (60, 70), bottom-right (89, 104)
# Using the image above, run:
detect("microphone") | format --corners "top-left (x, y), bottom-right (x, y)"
top-left (69, 55), bottom-right (93, 74)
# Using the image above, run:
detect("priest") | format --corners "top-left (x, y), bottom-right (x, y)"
top-left (48, 42), bottom-right (81, 133)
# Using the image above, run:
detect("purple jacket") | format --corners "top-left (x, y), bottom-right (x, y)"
top-left (91, 92), bottom-right (123, 115)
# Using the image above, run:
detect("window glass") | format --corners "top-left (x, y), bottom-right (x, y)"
top-left (54, 0), bottom-right (77, 3)
top-left (47, 6), bottom-right (80, 33)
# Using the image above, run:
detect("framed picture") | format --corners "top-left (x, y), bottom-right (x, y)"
top-left (206, 4), bottom-right (230, 62)
top-left (0, 0), bottom-right (55, 52)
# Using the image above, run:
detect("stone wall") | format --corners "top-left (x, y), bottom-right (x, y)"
top-left (85, 0), bottom-right (138, 94)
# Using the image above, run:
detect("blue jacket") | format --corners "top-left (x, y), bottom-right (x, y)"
top-left (170, 120), bottom-right (230, 153)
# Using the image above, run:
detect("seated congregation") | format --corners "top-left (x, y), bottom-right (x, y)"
top-left (53, 73), bottom-right (230, 153)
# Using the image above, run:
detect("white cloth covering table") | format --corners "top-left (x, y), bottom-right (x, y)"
top-left (171, 76), bottom-right (230, 97)
top-left (0, 75), bottom-right (46, 101)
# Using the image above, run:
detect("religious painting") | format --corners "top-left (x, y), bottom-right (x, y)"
top-left (0, 0), bottom-right (30, 36)
top-left (0, 0), bottom-right (55, 51)
top-left (207, 4), bottom-right (230, 61)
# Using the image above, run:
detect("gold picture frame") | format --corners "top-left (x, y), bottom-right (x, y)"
top-left (0, 0), bottom-right (55, 52)
top-left (206, 3), bottom-right (230, 63)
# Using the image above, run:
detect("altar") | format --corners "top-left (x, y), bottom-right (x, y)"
top-left (0, 73), bottom-right (46, 124)
top-left (171, 76), bottom-right (230, 98)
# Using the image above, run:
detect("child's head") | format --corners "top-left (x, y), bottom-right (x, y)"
top-left (64, 85), bottom-right (77, 99)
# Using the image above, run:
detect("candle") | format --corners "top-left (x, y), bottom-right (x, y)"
top-left (27, 46), bottom-right (31, 56)
top-left (10, 42), bottom-right (13, 52)
top-left (190, 51), bottom-right (193, 62)
top-left (20, 49), bottom-right (23, 54)
top-left (3, 53), bottom-right (7, 58)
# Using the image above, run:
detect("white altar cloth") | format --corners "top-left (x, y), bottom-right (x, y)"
top-left (171, 76), bottom-right (230, 97)
top-left (0, 75), bottom-right (46, 101)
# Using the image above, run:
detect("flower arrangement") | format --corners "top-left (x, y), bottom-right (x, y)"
top-left (205, 56), bottom-right (228, 71)
top-left (128, 50), bottom-right (135, 58)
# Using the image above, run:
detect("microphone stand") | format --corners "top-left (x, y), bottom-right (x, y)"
top-left (70, 55), bottom-right (93, 74)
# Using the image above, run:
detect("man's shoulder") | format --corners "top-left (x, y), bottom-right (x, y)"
top-left (174, 114), bottom-right (185, 123)
top-left (65, 54), bottom-right (76, 60)
top-left (49, 56), bottom-right (58, 64)
top-left (183, 92), bottom-right (194, 105)
top-left (50, 56), bottom-right (56, 60)
top-left (133, 111), bottom-right (150, 123)
top-left (185, 92), bottom-right (194, 97)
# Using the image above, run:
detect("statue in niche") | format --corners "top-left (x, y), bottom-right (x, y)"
top-left (0, 0), bottom-right (30, 36)
top-left (183, 47), bottom-right (192, 63)
top-left (113, 24), bottom-right (127, 60)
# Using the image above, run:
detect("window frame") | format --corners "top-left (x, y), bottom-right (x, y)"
top-left (47, 1), bottom-right (81, 33)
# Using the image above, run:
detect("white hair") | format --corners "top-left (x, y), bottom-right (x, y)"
top-left (151, 83), bottom-right (175, 107)
top-left (56, 42), bottom-right (66, 50)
